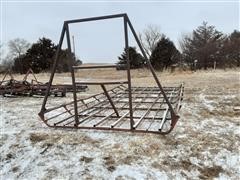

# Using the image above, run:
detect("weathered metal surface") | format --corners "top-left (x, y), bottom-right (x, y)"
top-left (38, 13), bottom-right (184, 134)
top-left (0, 69), bottom-right (88, 97)
top-left (39, 84), bottom-right (184, 134)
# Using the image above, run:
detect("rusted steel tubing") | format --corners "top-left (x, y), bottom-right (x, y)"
top-left (101, 84), bottom-right (119, 117)
top-left (66, 24), bottom-right (79, 126)
top-left (146, 97), bottom-right (167, 131)
top-left (40, 23), bottom-right (66, 114)
top-left (133, 93), bottom-right (163, 129)
top-left (112, 91), bottom-right (179, 95)
top-left (76, 81), bottom-right (128, 85)
top-left (110, 112), bottom-right (129, 128)
top-left (44, 85), bottom-right (124, 113)
top-left (51, 86), bottom-right (153, 128)
top-left (159, 88), bottom-right (176, 131)
top-left (108, 87), bottom-right (158, 128)
top-left (111, 95), bottom-right (178, 99)
top-left (92, 87), bottom-right (146, 127)
top-left (54, 115), bottom-right (75, 126)
top-left (38, 14), bottom-right (184, 135)
top-left (60, 88), bottom-right (127, 126)
top-left (93, 112), bottom-right (116, 127)
top-left (23, 68), bottom-right (38, 82)
top-left (72, 65), bottom-right (117, 69)
top-left (48, 124), bottom-right (174, 135)
top-left (92, 106), bottom-right (171, 111)
top-left (132, 87), bottom-right (181, 90)
top-left (65, 13), bottom-right (126, 24)
top-left (126, 16), bottom-right (177, 119)
top-left (124, 15), bottom-right (134, 130)
top-left (60, 113), bottom-right (170, 121)
top-left (46, 88), bottom-right (124, 121)
top-left (51, 86), bottom-right (141, 127)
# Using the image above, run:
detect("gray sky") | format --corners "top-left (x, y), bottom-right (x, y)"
top-left (1, 0), bottom-right (239, 63)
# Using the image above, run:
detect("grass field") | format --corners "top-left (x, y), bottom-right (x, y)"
top-left (1, 68), bottom-right (240, 179)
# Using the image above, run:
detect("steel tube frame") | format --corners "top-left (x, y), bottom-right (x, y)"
top-left (38, 13), bottom-right (182, 135)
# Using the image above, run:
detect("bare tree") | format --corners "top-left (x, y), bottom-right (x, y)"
top-left (139, 25), bottom-right (163, 58)
top-left (8, 38), bottom-right (30, 57)
top-left (1, 38), bottom-right (31, 69)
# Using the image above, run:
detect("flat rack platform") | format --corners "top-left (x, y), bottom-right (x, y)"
top-left (39, 84), bottom-right (184, 134)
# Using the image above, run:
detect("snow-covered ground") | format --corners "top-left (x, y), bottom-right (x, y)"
top-left (1, 69), bottom-right (240, 179)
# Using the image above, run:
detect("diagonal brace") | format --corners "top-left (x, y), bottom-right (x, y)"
top-left (101, 84), bottom-right (119, 117)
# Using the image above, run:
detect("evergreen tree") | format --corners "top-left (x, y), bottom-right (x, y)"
top-left (181, 22), bottom-right (224, 69)
top-left (118, 47), bottom-right (145, 69)
top-left (12, 37), bottom-right (77, 73)
top-left (222, 30), bottom-right (240, 67)
top-left (150, 35), bottom-right (180, 71)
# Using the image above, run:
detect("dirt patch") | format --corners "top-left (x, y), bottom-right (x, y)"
top-left (151, 161), bottom-right (164, 170)
top-left (12, 166), bottom-right (19, 173)
top-left (42, 168), bottom-right (58, 180)
top-left (198, 165), bottom-right (223, 179)
top-left (5, 153), bottom-right (14, 161)
top-left (103, 156), bottom-right (116, 172)
top-left (29, 133), bottom-right (49, 144)
top-left (119, 155), bottom-right (139, 165)
top-left (80, 156), bottom-right (94, 163)
top-left (162, 159), bottom-right (196, 171)
top-left (60, 134), bottom-right (101, 146)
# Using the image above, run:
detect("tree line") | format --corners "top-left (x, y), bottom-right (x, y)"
top-left (118, 22), bottom-right (239, 71)
top-left (0, 21), bottom-right (239, 73)
top-left (1, 38), bottom-right (82, 73)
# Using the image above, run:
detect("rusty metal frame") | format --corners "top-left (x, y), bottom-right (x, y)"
top-left (0, 68), bottom-right (88, 97)
top-left (38, 13), bottom-right (184, 134)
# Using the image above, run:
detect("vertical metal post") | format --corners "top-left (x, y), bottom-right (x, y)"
top-left (126, 17), bottom-right (177, 119)
top-left (72, 35), bottom-right (76, 59)
top-left (124, 15), bottom-right (134, 129)
top-left (40, 24), bottom-right (66, 114)
top-left (66, 23), bottom-right (79, 126)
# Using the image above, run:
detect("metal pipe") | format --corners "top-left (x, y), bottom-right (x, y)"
top-left (101, 84), bottom-right (119, 117)
top-left (39, 23), bottom-right (66, 114)
top-left (72, 65), bottom-right (117, 69)
top-left (65, 13), bottom-right (126, 24)
top-left (126, 16), bottom-right (177, 119)
top-left (66, 24), bottom-right (79, 126)
top-left (124, 15), bottom-right (134, 129)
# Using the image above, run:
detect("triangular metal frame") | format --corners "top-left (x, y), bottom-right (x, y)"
top-left (39, 14), bottom-right (181, 134)
top-left (0, 69), bottom-right (14, 85)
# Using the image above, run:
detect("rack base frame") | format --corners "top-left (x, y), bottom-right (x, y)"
top-left (39, 84), bottom-right (184, 135)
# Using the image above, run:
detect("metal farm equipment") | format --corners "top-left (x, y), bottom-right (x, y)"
top-left (38, 14), bottom-right (184, 134)
top-left (0, 69), bottom-right (88, 97)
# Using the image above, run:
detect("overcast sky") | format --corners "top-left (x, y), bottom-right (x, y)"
top-left (1, 0), bottom-right (239, 63)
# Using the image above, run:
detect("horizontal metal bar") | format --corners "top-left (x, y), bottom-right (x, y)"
top-left (93, 106), bottom-right (169, 111)
top-left (44, 85), bottom-right (124, 113)
top-left (72, 65), bottom-right (117, 69)
top-left (75, 81), bottom-right (128, 85)
top-left (93, 112), bottom-right (115, 127)
top-left (110, 112), bottom-right (129, 128)
top-left (49, 124), bottom-right (172, 135)
top-left (65, 13), bottom-right (126, 24)
top-left (60, 113), bottom-right (171, 121)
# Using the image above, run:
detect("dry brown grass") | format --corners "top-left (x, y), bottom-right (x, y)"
top-left (198, 165), bottom-right (224, 179)
top-left (1, 68), bottom-right (239, 179)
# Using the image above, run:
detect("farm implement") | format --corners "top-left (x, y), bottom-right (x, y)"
top-left (39, 14), bottom-right (184, 134)
top-left (0, 69), bottom-right (88, 97)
